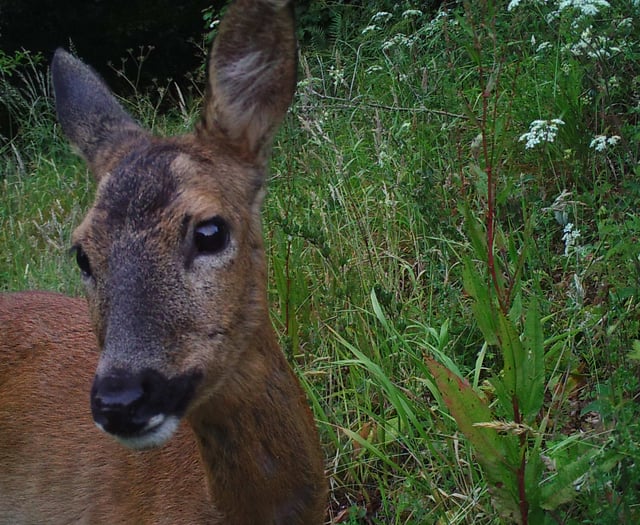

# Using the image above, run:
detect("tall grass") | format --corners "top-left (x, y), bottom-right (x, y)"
top-left (2, 1), bottom-right (640, 523)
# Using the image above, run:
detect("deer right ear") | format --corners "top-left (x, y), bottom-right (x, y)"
top-left (51, 49), bottom-right (144, 177)
top-left (198, 0), bottom-right (297, 167)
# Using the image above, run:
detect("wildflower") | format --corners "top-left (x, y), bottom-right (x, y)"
top-left (372, 12), bottom-right (392, 24)
top-left (402, 9), bottom-right (423, 18)
top-left (562, 222), bottom-right (581, 256)
top-left (569, 26), bottom-right (620, 59)
top-left (507, 0), bottom-right (549, 10)
top-left (618, 18), bottom-right (633, 29)
top-left (519, 119), bottom-right (564, 149)
top-left (361, 25), bottom-right (378, 35)
top-left (589, 134), bottom-right (621, 152)
top-left (328, 65), bottom-right (345, 90)
top-left (545, 0), bottom-right (611, 23)
top-left (536, 41), bottom-right (553, 54)
top-left (557, 0), bottom-right (610, 17)
top-left (381, 34), bottom-right (415, 51)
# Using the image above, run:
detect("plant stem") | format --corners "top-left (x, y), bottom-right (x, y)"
top-left (481, 89), bottom-right (508, 316)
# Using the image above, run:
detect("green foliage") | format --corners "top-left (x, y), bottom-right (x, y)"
top-left (0, 50), bottom-right (47, 144)
top-left (443, 245), bottom-right (597, 522)
top-left (0, 49), bottom-right (32, 75)
top-left (576, 366), bottom-right (640, 523)
top-left (2, 0), bottom-right (640, 523)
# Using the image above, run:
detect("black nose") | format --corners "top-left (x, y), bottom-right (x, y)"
top-left (91, 371), bottom-right (149, 436)
top-left (90, 368), bottom-right (201, 438)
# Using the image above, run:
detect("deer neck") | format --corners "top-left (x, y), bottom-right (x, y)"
top-left (186, 326), bottom-right (323, 524)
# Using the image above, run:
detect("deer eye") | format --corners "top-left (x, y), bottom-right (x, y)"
top-left (194, 217), bottom-right (229, 255)
top-left (73, 246), bottom-right (92, 278)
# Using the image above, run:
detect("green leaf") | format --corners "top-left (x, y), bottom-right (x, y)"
top-left (460, 203), bottom-right (488, 263)
top-left (494, 301), bottom-right (545, 422)
top-left (341, 427), bottom-right (402, 471)
top-left (490, 375), bottom-right (515, 420)
top-left (370, 287), bottom-right (391, 332)
top-left (520, 299), bottom-right (545, 421)
top-left (628, 339), bottom-right (640, 361)
top-left (462, 258), bottom-right (498, 345)
top-left (331, 327), bottom-right (429, 441)
top-left (426, 357), bottom-right (498, 453)
top-left (523, 450), bottom-right (545, 511)
top-left (496, 309), bottom-right (521, 401)
top-left (540, 449), bottom-right (597, 510)
top-left (426, 356), bottom-right (519, 517)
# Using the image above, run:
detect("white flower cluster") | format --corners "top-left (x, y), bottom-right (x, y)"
top-left (327, 65), bottom-right (345, 90)
top-left (562, 222), bottom-right (582, 256)
top-left (381, 34), bottom-right (416, 51)
top-left (569, 26), bottom-right (620, 59)
top-left (362, 11), bottom-right (392, 35)
top-left (589, 134), bottom-right (621, 152)
top-left (536, 41), bottom-right (553, 54)
top-left (556, 0), bottom-right (610, 17)
top-left (402, 9), bottom-right (423, 18)
top-left (519, 119), bottom-right (565, 149)
top-left (372, 11), bottom-right (392, 23)
top-left (508, 0), bottom-right (611, 22)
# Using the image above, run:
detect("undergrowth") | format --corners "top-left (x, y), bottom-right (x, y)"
top-left (2, 1), bottom-right (640, 523)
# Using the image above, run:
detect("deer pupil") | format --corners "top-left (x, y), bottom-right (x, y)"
top-left (194, 218), bottom-right (229, 255)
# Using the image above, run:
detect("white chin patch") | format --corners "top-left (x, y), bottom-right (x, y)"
top-left (103, 414), bottom-right (181, 451)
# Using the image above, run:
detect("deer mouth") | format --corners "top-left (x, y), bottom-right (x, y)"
top-left (104, 413), bottom-right (182, 450)
top-left (90, 368), bottom-right (202, 450)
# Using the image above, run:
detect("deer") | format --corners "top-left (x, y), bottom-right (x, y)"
top-left (0, 0), bottom-right (327, 523)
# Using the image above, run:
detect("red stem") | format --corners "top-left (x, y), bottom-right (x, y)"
top-left (481, 88), bottom-right (508, 316)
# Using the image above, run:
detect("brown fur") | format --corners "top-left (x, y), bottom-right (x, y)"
top-left (0, 0), bottom-right (326, 523)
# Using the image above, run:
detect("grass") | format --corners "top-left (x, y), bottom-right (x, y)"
top-left (3, 1), bottom-right (640, 523)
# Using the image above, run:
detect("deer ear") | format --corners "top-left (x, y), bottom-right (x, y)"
top-left (51, 49), bottom-right (144, 177)
top-left (198, 0), bottom-right (297, 165)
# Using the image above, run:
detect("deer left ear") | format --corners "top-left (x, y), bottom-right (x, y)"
top-left (51, 49), bottom-right (145, 178)
top-left (198, 0), bottom-right (297, 166)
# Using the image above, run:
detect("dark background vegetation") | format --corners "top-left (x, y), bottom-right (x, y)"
top-left (0, 0), bottom-right (444, 139)
top-left (0, 0), bottom-right (408, 136)
top-left (0, 0), bottom-right (443, 88)
top-left (1, 0), bottom-right (226, 89)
